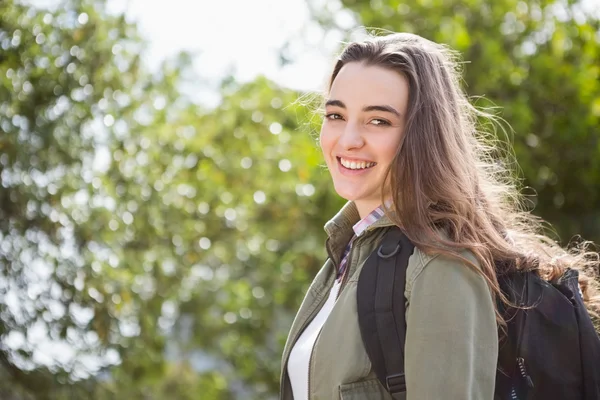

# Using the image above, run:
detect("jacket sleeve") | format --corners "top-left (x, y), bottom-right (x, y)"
top-left (404, 252), bottom-right (498, 400)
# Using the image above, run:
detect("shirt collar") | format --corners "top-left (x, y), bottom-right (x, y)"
top-left (352, 206), bottom-right (386, 237)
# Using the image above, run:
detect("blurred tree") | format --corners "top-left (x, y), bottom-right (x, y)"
top-left (309, 0), bottom-right (600, 244)
top-left (0, 0), bottom-right (197, 397)
top-left (1, 0), bottom-right (336, 398)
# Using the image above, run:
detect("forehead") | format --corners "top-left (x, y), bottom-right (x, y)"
top-left (328, 62), bottom-right (409, 108)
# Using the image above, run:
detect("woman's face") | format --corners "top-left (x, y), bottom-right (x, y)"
top-left (320, 62), bottom-right (409, 218)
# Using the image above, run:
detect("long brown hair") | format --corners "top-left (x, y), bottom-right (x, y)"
top-left (327, 32), bottom-right (600, 324)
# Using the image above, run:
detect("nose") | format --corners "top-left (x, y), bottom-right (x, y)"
top-left (338, 121), bottom-right (365, 150)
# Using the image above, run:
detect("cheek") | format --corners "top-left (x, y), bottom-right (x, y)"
top-left (371, 133), bottom-right (402, 166)
top-left (319, 126), bottom-right (335, 155)
top-left (383, 146), bottom-right (399, 163)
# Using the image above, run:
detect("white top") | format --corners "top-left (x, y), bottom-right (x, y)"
top-left (287, 279), bottom-right (343, 400)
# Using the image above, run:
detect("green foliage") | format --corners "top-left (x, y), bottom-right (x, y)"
top-left (0, 0), bottom-right (147, 395)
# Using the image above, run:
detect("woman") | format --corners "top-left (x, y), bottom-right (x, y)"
top-left (279, 32), bottom-right (599, 400)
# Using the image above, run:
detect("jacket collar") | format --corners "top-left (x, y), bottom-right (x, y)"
top-left (324, 201), bottom-right (361, 239)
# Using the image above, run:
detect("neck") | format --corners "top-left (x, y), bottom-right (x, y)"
top-left (356, 202), bottom-right (382, 219)
top-left (355, 198), bottom-right (394, 219)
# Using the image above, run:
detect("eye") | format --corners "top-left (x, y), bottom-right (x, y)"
top-left (370, 118), bottom-right (390, 126)
top-left (324, 113), bottom-right (343, 121)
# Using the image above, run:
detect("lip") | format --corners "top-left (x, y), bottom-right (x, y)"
top-left (336, 157), bottom-right (376, 176)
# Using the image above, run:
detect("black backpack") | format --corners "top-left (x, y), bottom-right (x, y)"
top-left (357, 227), bottom-right (600, 400)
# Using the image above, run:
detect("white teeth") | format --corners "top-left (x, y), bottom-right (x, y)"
top-left (339, 158), bottom-right (375, 170)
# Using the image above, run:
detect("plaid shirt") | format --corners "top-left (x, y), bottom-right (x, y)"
top-left (337, 206), bottom-right (385, 280)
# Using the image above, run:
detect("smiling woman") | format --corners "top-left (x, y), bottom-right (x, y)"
top-left (279, 32), bottom-right (600, 400)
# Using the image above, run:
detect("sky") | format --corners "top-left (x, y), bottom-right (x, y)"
top-left (25, 0), bottom-right (358, 103)
top-left (108, 0), bottom-right (355, 98)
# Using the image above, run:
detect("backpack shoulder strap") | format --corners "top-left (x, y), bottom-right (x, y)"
top-left (357, 227), bottom-right (415, 398)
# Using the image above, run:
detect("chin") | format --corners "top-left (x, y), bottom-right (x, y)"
top-left (333, 187), bottom-right (367, 202)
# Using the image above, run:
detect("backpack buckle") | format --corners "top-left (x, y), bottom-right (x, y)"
top-left (377, 243), bottom-right (401, 258)
top-left (386, 373), bottom-right (406, 393)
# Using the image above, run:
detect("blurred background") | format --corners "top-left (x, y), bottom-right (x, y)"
top-left (1, 0), bottom-right (599, 398)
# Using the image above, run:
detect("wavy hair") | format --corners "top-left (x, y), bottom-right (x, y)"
top-left (327, 32), bottom-right (600, 325)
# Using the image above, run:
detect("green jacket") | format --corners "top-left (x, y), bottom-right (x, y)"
top-left (280, 202), bottom-right (498, 400)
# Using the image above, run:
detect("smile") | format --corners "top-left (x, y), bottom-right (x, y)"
top-left (337, 157), bottom-right (377, 170)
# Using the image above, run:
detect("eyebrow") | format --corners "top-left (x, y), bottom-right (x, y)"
top-left (325, 99), bottom-right (402, 118)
